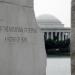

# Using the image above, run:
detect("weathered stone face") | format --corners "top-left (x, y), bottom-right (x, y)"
top-left (0, 0), bottom-right (46, 75)
top-left (71, 0), bottom-right (75, 75)
top-left (0, 0), bottom-right (33, 7)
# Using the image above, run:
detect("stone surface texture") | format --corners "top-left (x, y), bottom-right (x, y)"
top-left (0, 0), bottom-right (33, 7)
top-left (0, 0), bottom-right (46, 75)
top-left (71, 0), bottom-right (75, 75)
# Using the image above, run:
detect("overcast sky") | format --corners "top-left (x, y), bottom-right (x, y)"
top-left (34, 0), bottom-right (71, 27)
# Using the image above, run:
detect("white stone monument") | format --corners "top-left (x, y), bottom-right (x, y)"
top-left (0, 0), bottom-right (46, 75)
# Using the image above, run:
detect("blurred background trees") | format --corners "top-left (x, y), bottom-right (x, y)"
top-left (45, 38), bottom-right (70, 56)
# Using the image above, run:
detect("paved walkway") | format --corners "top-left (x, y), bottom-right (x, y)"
top-left (46, 57), bottom-right (71, 75)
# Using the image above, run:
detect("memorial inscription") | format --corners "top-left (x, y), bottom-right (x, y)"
top-left (5, 36), bottom-right (27, 42)
top-left (0, 25), bottom-right (37, 33)
top-left (0, 25), bottom-right (37, 43)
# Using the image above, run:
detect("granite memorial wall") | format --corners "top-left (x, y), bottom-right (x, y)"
top-left (71, 0), bottom-right (75, 75)
top-left (0, 0), bottom-right (46, 75)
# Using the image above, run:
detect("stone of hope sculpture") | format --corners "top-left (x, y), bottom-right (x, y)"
top-left (0, 0), bottom-right (46, 75)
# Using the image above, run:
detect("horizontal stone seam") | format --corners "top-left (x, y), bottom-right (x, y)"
top-left (0, 1), bottom-right (33, 8)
